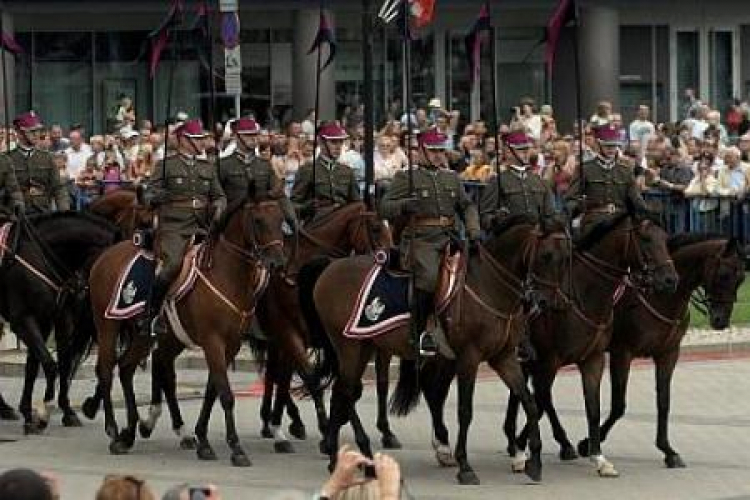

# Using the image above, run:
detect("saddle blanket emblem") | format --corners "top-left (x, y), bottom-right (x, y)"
top-left (0, 222), bottom-right (12, 262)
top-left (104, 248), bottom-right (200, 320)
top-left (343, 259), bottom-right (460, 339)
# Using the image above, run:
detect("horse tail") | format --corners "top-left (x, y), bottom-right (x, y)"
top-left (59, 289), bottom-right (97, 377)
top-left (389, 359), bottom-right (421, 416)
top-left (298, 256), bottom-right (337, 394)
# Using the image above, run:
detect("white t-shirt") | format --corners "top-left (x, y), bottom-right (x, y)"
top-left (629, 119), bottom-right (655, 146)
top-left (65, 144), bottom-right (93, 178)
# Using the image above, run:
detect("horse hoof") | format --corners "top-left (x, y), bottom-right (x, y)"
top-left (261, 425), bottom-right (273, 439)
top-left (0, 406), bottom-right (20, 421)
top-left (231, 452), bottom-right (252, 467)
top-left (138, 421), bottom-right (153, 439)
top-left (274, 440), bottom-right (295, 454)
top-left (435, 449), bottom-right (458, 468)
top-left (81, 398), bottom-right (99, 420)
top-left (525, 455), bottom-right (543, 483)
top-left (109, 440), bottom-right (131, 455)
top-left (23, 422), bottom-right (44, 435)
top-left (457, 470), bottom-right (480, 485)
top-left (196, 444), bottom-right (217, 461)
top-left (289, 422), bottom-right (307, 440)
top-left (36, 417), bottom-right (49, 431)
top-left (595, 459), bottom-right (619, 478)
top-left (559, 445), bottom-right (579, 461)
top-left (180, 436), bottom-right (197, 450)
top-left (665, 454), bottom-right (686, 469)
top-left (577, 439), bottom-right (591, 458)
top-left (62, 413), bottom-right (83, 428)
top-left (511, 451), bottom-right (528, 474)
top-left (319, 439), bottom-right (332, 456)
top-left (381, 434), bottom-right (402, 450)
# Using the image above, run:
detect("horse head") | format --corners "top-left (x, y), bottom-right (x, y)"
top-left (221, 197), bottom-right (286, 270)
top-left (528, 219), bottom-right (572, 311)
top-left (346, 204), bottom-right (393, 254)
top-left (701, 238), bottom-right (745, 330)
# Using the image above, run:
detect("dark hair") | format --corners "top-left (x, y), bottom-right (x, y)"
top-left (0, 469), bottom-right (54, 500)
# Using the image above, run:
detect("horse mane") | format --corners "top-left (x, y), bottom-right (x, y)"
top-left (27, 210), bottom-right (120, 237)
top-left (212, 197), bottom-right (249, 234)
top-left (667, 232), bottom-right (726, 253)
top-left (575, 212), bottom-right (630, 251)
top-left (304, 201), bottom-right (366, 232)
top-left (490, 214), bottom-right (538, 237)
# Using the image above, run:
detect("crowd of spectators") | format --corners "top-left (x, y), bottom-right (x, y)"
top-left (4, 88), bottom-right (750, 232)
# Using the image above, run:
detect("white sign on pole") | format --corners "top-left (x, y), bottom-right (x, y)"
top-left (225, 46), bottom-right (242, 96)
top-left (219, 0), bottom-right (238, 13)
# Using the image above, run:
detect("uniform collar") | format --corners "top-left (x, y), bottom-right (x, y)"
top-left (319, 155), bottom-right (335, 170)
top-left (18, 143), bottom-right (34, 156)
top-left (596, 154), bottom-right (617, 170)
top-left (236, 149), bottom-right (255, 164)
top-left (179, 153), bottom-right (198, 166)
top-left (509, 164), bottom-right (528, 178)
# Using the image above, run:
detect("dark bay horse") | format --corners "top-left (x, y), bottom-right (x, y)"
top-left (550, 235), bottom-right (743, 468)
top-left (504, 213), bottom-right (679, 478)
top-left (0, 212), bottom-right (119, 432)
top-left (87, 198), bottom-right (285, 465)
top-left (88, 188), bottom-right (151, 238)
top-left (299, 217), bottom-right (566, 485)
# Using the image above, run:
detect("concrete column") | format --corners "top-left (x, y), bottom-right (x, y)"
top-left (552, 2), bottom-right (619, 134)
top-left (578, 3), bottom-right (620, 117)
top-left (292, 9), bottom-right (336, 122)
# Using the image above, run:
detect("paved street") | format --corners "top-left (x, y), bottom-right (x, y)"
top-left (0, 354), bottom-right (749, 499)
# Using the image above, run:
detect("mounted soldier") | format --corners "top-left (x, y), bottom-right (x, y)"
top-left (7, 112), bottom-right (69, 214)
top-left (291, 123), bottom-right (360, 221)
top-left (480, 131), bottom-right (556, 229)
top-left (564, 125), bottom-right (648, 228)
top-left (0, 147), bottom-right (25, 223)
top-left (219, 117), bottom-right (297, 231)
top-left (140, 119), bottom-right (227, 337)
top-left (380, 129), bottom-right (480, 357)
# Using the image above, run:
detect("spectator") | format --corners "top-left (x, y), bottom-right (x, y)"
top-left (374, 134), bottom-right (407, 184)
top-left (120, 128), bottom-right (141, 167)
top-left (629, 105), bottom-right (655, 147)
top-left (301, 109), bottom-right (316, 138)
top-left (161, 483), bottom-right (221, 500)
top-left (460, 147), bottom-right (492, 182)
top-left (681, 88), bottom-right (701, 120)
top-left (0, 468), bottom-right (56, 500)
top-left (717, 146), bottom-right (746, 197)
top-left (689, 104), bottom-right (710, 141)
top-left (542, 138), bottom-right (576, 207)
top-left (685, 152), bottom-right (720, 230)
top-left (316, 445), bottom-right (403, 500)
top-left (64, 130), bottom-right (93, 179)
top-left (49, 124), bottom-right (69, 153)
top-left (589, 101), bottom-right (612, 128)
top-left (75, 156), bottom-right (103, 208)
top-left (96, 475), bottom-right (156, 500)
top-left (102, 150), bottom-right (124, 193)
top-left (739, 132), bottom-right (750, 162)
top-left (114, 95), bottom-right (136, 130)
top-left (517, 97), bottom-right (542, 141)
top-left (130, 143), bottom-right (155, 182)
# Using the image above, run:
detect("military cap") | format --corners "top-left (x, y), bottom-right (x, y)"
top-left (594, 125), bottom-right (622, 146)
top-left (13, 111), bottom-right (43, 131)
top-left (418, 129), bottom-right (448, 150)
top-left (174, 119), bottom-right (206, 138)
top-left (318, 123), bottom-right (349, 140)
top-left (232, 118), bottom-right (261, 135)
top-left (505, 131), bottom-right (532, 149)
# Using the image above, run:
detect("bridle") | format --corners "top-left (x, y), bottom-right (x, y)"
top-left (691, 246), bottom-right (742, 315)
top-left (221, 200), bottom-right (285, 266)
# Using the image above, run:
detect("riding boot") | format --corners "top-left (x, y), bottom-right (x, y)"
top-left (411, 289), bottom-right (437, 357)
top-left (138, 276), bottom-right (171, 338)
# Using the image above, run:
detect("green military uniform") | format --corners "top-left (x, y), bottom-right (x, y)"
top-left (480, 167), bottom-right (556, 229)
top-left (8, 146), bottom-right (69, 213)
top-left (380, 168), bottom-right (480, 292)
top-left (564, 156), bottom-right (648, 223)
top-left (150, 153), bottom-right (227, 282)
top-left (219, 150), bottom-right (296, 224)
top-left (0, 154), bottom-right (25, 218)
top-left (291, 156), bottom-right (361, 217)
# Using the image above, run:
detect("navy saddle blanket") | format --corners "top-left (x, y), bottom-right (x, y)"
top-left (105, 251), bottom-right (155, 319)
top-left (344, 265), bottom-right (411, 338)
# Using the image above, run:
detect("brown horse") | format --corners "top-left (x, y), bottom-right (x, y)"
top-left (88, 188), bottom-right (152, 238)
top-left (87, 198), bottom-right (285, 465)
top-left (137, 201), bottom-right (393, 454)
top-left (299, 216), bottom-right (569, 485)
top-left (504, 213), bottom-right (679, 477)
top-left (541, 235), bottom-right (744, 468)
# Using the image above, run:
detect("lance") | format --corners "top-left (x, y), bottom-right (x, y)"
top-left (0, 7), bottom-right (9, 153)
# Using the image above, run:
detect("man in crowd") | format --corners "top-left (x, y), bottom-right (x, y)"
top-left (628, 105), bottom-right (655, 148)
top-left (64, 129), bottom-right (92, 180)
top-left (380, 129), bottom-right (480, 357)
top-left (141, 119), bottom-right (226, 337)
top-left (8, 112), bottom-right (70, 213)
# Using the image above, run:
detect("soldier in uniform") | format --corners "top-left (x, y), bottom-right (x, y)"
top-left (0, 149), bottom-right (25, 221)
top-left (380, 129), bottom-right (480, 357)
top-left (141, 119), bottom-right (227, 336)
top-left (564, 125), bottom-right (648, 227)
top-left (291, 123), bottom-right (361, 220)
top-left (8, 112), bottom-right (69, 213)
top-left (219, 118), bottom-right (297, 230)
top-left (480, 131), bottom-right (556, 229)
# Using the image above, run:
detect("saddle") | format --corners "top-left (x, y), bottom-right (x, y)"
top-left (343, 248), bottom-right (464, 339)
top-left (104, 243), bottom-right (203, 320)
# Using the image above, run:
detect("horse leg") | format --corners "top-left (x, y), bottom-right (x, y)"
top-left (19, 350), bottom-right (42, 434)
top-left (270, 366), bottom-right (295, 454)
top-left (0, 391), bottom-right (19, 421)
top-left (375, 352), bottom-right (400, 449)
top-left (110, 346), bottom-right (144, 455)
top-left (259, 362), bottom-right (275, 438)
top-left (94, 320), bottom-right (120, 449)
top-left (422, 360), bottom-right (458, 467)
top-left (454, 357), bottom-right (481, 485)
top-left (55, 325), bottom-right (82, 428)
top-left (208, 342), bottom-right (251, 467)
top-left (579, 354), bottom-right (618, 477)
top-left (527, 361), bottom-right (577, 462)
top-left (654, 349), bottom-right (685, 468)
top-left (138, 345), bottom-right (165, 440)
top-left (578, 349), bottom-right (633, 458)
top-left (82, 383), bottom-right (103, 420)
top-left (490, 354), bottom-right (543, 482)
top-left (285, 393), bottom-right (306, 440)
top-left (194, 375), bottom-right (219, 462)
top-left (502, 363), bottom-right (530, 459)
top-left (16, 319), bottom-right (56, 434)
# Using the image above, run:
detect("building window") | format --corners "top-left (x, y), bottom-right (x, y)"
top-left (676, 30), bottom-right (700, 116)
top-left (709, 29), bottom-right (735, 112)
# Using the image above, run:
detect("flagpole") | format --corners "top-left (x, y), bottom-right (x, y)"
top-left (207, 1), bottom-right (220, 175)
top-left (362, 0), bottom-right (375, 209)
top-left (0, 8), bottom-right (9, 153)
top-left (486, 1), bottom-right (501, 184)
top-left (571, 0), bottom-right (584, 172)
top-left (402, 0), bottom-right (414, 196)
top-left (162, 6), bottom-right (181, 178)
top-left (311, 1), bottom-right (324, 215)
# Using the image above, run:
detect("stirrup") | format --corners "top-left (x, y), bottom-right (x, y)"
top-left (419, 332), bottom-right (438, 357)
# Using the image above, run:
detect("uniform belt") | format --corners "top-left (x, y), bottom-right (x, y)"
top-left (170, 199), bottom-right (208, 209)
top-left (23, 187), bottom-right (44, 196)
top-left (587, 203), bottom-right (620, 214)
top-left (412, 216), bottom-right (455, 227)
